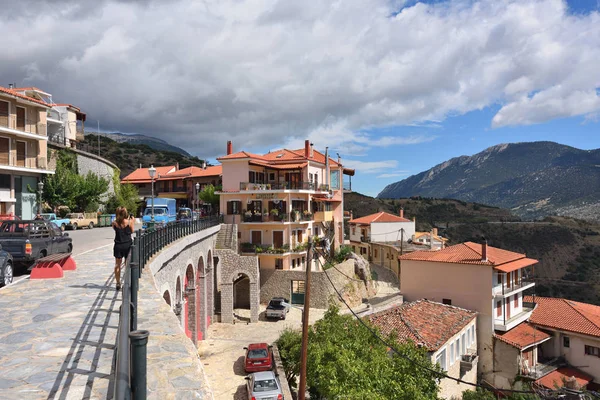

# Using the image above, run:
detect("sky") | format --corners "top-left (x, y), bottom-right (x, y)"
top-left (3, 0), bottom-right (600, 197)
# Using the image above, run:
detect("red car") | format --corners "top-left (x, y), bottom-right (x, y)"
top-left (244, 343), bottom-right (273, 373)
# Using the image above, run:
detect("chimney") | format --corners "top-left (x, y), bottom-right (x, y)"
top-left (482, 238), bottom-right (488, 262)
top-left (399, 207), bottom-right (404, 218)
top-left (226, 140), bottom-right (232, 155)
top-left (304, 139), bottom-right (310, 158)
top-left (310, 142), bottom-right (314, 158)
top-left (8, 83), bottom-right (14, 89)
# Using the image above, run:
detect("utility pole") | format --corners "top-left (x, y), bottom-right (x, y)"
top-left (298, 236), bottom-right (313, 400)
top-left (97, 120), bottom-right (100, 156)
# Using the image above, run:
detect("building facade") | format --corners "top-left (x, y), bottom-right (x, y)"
top-left (367, 300), bottom-right (478, 399)
top-left (217, 140), bottom-right (353, 272)
top-left (399, 241), bottom-right (538, 384)
top-left (0, 86), bottom-right (54, 218)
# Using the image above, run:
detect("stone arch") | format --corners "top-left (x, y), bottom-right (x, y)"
top-left (196, 254), bottom-right (207, 341)
top-left (175, 276), bottom-right (183, 324)
top-left (163, 290), bottom-right (172, 307)
top-left (233, 273), bottom-right (251, 309)
top-left (220, 259), bottom-right (260, 324)
top-left (184, 264), bottom-right (196, 343)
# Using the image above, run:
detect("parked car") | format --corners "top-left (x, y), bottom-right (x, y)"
top-left (66, 213), bottom-right (97, 230)
top-left (0, 244), bottom-right (14, 287)
top-left (244, 343), bottom-right (273, 373)
top-left (177, 207), bottom-right (193, 221)
top-left (0, 220), bottom-right (72, 267)
top-left (41, 213), bottom-right (71, 231)
top-left (265, 297), bottom-right (291, 320)
top-left (245, 371), bottom-right (283, 400)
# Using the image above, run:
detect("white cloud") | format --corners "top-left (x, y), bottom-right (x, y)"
top-left (343, 159), bottom-right (398, 174)
top-left (377, 171), bottom-right (410, 178)
top-left (3, 0), bottom-right (600, 157)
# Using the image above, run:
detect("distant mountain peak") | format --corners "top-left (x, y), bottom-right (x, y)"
top-left (86, 131), bottom-right (191, 157)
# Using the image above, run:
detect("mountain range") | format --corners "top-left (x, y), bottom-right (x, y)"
top-left (377, 141), bottom-right (600, 221)
top-left (86, 131), bottom-right (191, 157)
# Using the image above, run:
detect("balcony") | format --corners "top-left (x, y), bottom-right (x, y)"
top-left (0, 154), bottom-right (48, 172)
top-left (0, 116), bottom-right (47, 139)
top-left (47, 109), bottom-right (63, 124)
top-left (460, 352), bottom-right (478, 377)
top-left (493, 279), bottom-right (535, 298)
top-left (240, 182), bottom-right (329, 191)
top-left (240, 242), bottom-right (308, 255)
top-left (361, 235), bottom-right (371, 243)
top-left (241, 210), bottom-right (313, 223)
top-left (520, 357), bottom-right (564, 379)
top-left (494, 302), bottom-right (535, 332)
top-left (314, 210), bottom-right (333, 222)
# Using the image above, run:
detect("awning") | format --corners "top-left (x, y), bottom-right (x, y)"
top-left (494, 258), bottom-right (538, 273)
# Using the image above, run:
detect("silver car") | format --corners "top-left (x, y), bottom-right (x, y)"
top-left (246, 371), bottom-right (283, 400)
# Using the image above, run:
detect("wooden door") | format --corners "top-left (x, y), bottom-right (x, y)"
top-left (16, 107), bottom-right (25, 131)
top-left (273, 231), bottom-right (283, 248)
top-left (0, 137), bottom-right (9, 165)
top-left (251, 231), bottom-right (262, 245)
top-left (297, 229), bottom-right (302, 243)
top-left (0, 101), bottom-right (8, 127)
top-left (16, 142), bottom-right (25, 167)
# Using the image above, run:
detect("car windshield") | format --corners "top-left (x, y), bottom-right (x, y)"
top-left (247, 349), bottom-right (268, 359)
top-left (253, 378), bottom-right (278, 392)
top-left (41, 214), bottom-right (54, 220)
top-left (178, 210), bottom-right (191, 217)
top-left (145, 208), bottom-right (166, 216)
top-left (269, 300), bottom-right (284, 309)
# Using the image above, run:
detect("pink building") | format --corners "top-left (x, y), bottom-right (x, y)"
top-left (216, 140), bottom-right (353, 271)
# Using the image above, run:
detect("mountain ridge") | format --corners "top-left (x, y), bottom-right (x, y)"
top-left (377, 141), bottom-right (600, 221)
top-left (86, 131), bottom-right (191, 157)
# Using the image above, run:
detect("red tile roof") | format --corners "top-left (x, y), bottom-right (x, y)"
top-left (216, 146), bottom-right (340, 167)
top-left (535, 367), bottom-right (593, 389)
top-left (399, 242), bottom-right (538, 272)
top-left (162, 165), bottom-right (222, 179)
top-left (367, 300), bottom-right (476, 351)
top-left (249, 160), bottom-right (308, 170)
top-left (349, 211), bottom-right (412, 224)
top-left (525, 296), bottom-right (600, 338)
top-left (121, 166), bottom-right (176, 183)
top-left (0, 86), bottom-right (50, 107)
top-left (217, 151), bottom-right (266, 161)
top-left (494, 323), bottom-right (551, 350)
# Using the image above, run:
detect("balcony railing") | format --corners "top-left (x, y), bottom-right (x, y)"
top-left (494, 302), bottom-right (535, 332)
top-left (361, 235), bottom-right (371, 243)
top-left (314, 210), bottom-right (333, 223)
top-left (240, 242), bottom-right (308, 254)
top-left (241, 210), bottom-right (313, 223)
top-left (0, 115), bottom-right (47, 136)
top-left (493, 279), bottom-right (535, 297)
top-left (240, 182), bottom-right (329, 191)
top-left (460, 351), bottom-right (478, 377)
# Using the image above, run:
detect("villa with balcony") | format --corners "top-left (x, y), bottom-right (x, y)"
top-left (0, 86), bottom-right (54, 218)
top-left (399, 241), bottom-right (538, 386)
top-left (216, 140), bottom-right (354, 271)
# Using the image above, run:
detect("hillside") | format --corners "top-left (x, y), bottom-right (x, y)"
top-left (345, 192), bottom-right (518, 231)
top-left (86, 131), bottom-right (191, 156)
top-left (377, 142), bottom-right (600, 221)
top-left (80, 134), bottom-right (206, 177)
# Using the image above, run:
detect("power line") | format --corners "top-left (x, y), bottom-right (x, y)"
top-left (312, 247), bottom-right (563, 398)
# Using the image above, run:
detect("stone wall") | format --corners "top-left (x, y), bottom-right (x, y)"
top-left (259, 260), bottom-right (367, 309)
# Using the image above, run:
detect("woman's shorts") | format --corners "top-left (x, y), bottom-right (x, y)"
top-left (114, 243), bottom-right (132, 259)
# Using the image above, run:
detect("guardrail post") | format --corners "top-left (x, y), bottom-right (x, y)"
top-left (129, 330), bottom-right (150, 400)
top-left (130, 262), bottom-right (139, 331)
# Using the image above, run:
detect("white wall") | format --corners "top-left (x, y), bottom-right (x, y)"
top-left (542, 330), bottom-right (600, 382)
top-left (370, 221), bottom-right (415, 243)
top-left (348, 223), bottom-right (364, 242)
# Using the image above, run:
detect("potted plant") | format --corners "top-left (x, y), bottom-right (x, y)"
top-left (270, 208), bottom-right (279, 221)
top-left (263, 209), bottom-right (269, 219)
top-left (303, 210), bottom-right (312, 220)
top-left (291, 209), bottom-right (300, 222)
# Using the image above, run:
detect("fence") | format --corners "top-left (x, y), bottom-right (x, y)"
top-left (114, 215), bottom-right (222, 399)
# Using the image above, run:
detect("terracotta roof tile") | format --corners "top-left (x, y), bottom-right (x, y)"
top-left (367, 300), bottom-right (477, 351)
top-left (399, 242), bottom-right (538, 272)
top-left (535, 367), bottom-right (593, 389)
top-left (494, 323), bottom-right (551, 350)
top-left (525, 296), bottom-right (600, 338)
top-left (349, 211), bottom-right (412, 224)
top-left (164, 165), bottom-right (222, 179)
top-left (414, 232), bottom-right (448, 242)
top-left (216, 146), bottom-right (340, 167)
top-left (121, 166), bottom-right (176, 183)
top-left (0, 86), bottom-right (50, 107)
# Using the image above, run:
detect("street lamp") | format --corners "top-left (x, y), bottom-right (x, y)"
top-left (37, 181), bottom-right (44, 214)
top-left (149, 165), bottom-right (156, 223)
top-left (195, 182), bottom-right (200, 219)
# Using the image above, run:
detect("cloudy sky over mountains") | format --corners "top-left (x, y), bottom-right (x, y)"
top-left (3, 0), bottom-right (600, 195)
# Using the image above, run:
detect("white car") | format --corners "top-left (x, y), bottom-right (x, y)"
top-left (246, 371), bottom-right (284, 400)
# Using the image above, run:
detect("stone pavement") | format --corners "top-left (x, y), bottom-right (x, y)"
top-left (0, 245), bottom-right (214, 400)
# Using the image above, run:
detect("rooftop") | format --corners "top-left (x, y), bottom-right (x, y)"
top-left (121, 166), bottom-right (177, 183)
top-left (494, 322), bottom-right (551, 350)
top-left (399, 242), bottom-right (538, 273)
top-left (535, 367), bottom-right (593, 389)
top-left (349, 211), bottom-right (412, 224)
top-left (216, 145), bottom-right (342, 168)
top-left (0, 86), bottom-right (50, 108)
top-left (525, 296), bottom-right (600, 338)
top-left (367, 299), bottom-right (476, 352)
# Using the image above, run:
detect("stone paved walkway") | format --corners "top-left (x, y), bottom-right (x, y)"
top-left (0, 249), bottom-right (120, 400)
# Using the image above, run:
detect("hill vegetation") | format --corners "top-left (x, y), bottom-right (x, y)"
top-left (80, 134), bottom-right (207, 178)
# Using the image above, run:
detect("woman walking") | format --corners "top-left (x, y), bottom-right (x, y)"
top-left (113, 206), bottom-right (134, 290)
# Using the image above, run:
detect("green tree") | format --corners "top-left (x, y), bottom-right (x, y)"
top-left (74, 172), bottom-right (109, 212)
top-left (199, 184), bottom-right (220, 213)
top-left (277, 306), bottom-right (441, 399)
top-left (105, 183), bottom-right (139, 215)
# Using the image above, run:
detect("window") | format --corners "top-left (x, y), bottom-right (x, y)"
top-left (227, 200), bottom-right (241, 215)
top-left (563, 336), bottom-right (570, 348)
top-left (585, 345), bottom-right (600, 357)
top-left (314, 227), bottom-right (319, 236)
top-left (442, 299), bottom-right (452, 305)
top-left (374, 248), bottom-right (378, 258)
top-left (351, 226), bottom-right (355, 235)
top-left (330, 170), bottom-right (340, 190)
top-left (0, 174), bottom-right (10, 189)
top-left (450, 342), bottom-right (454, 364)
top-left (497, 273), bottom-right (502, 285)
top-left (0, 137), bottom-right (9, 165)
top-left (496, 301), bottom-right (502, 317)
top-left (302, 256), bottom-right (305, 267)
top-left (514, 294), bottom-right (519, 308)
top-left (292, 259), bottom-right (296, 269)
top-left (471, 326), bottom-right (475, 344)
top-left (275, 259), bottom-right (283, 270)
top-left (269, 173), bottom-right (275, 181)
top-left (16, 107), bottom-right (25, 131)
top-left (435, 348), bottom-right (447, 371)
top-left (455, 340), bottom-right (460, 361)
top-left (466, 327), bottom-right (471, 348)
top-left (248, 171), bottom-right (265, 183)
top-left (461, 333), bottom-right (466, 355)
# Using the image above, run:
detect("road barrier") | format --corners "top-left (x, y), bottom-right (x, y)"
top-left (114, 215), bottom-right (222, 399)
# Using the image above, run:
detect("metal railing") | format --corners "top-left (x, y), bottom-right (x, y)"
top-left (114, 215), bottom-right (222, 399)
top-left (240, 182), bottom-right (330, 191)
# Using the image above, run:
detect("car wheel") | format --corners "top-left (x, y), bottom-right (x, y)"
top-left (61, 224), bottom-right (66, 231)
top-left (88, 222), bottom-right (94, 229)
top-left (1, 262), bottom-right (13, 287)
top-left (72, 223), bottom-right (78, 230)
top-left (67, 244), bottom-right (73, 253)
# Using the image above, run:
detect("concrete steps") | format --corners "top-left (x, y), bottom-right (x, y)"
top-left (216, 224), bottom-right (237, 251)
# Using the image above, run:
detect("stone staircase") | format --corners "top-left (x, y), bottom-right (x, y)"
top-left (216, 223), bottom-right (237, 251)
